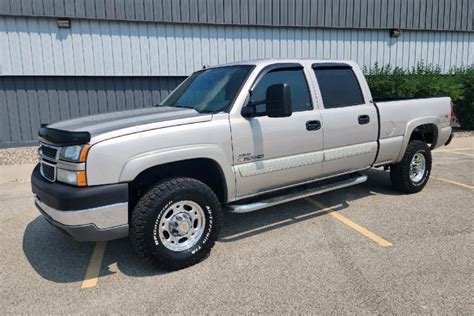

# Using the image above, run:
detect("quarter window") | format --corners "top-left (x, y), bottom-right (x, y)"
top-left (314, 68), bottom-right (365, 108)
top-left (251, 68), bottom-right (312, 113)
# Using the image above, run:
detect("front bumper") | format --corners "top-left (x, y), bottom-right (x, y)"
top-left (31, 165), bottom-right (129, 241)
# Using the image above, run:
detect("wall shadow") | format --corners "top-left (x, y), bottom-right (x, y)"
top-left (23, 169), bottom-right (399, 282)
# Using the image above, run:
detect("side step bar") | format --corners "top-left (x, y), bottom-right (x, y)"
top-left (227, 173), bottom-right (368, 213)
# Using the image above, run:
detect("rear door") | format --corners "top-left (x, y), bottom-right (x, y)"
top-left (230, 64), bottom-right (324, 198)
top-left (312, 63), bottom-right (378, 176)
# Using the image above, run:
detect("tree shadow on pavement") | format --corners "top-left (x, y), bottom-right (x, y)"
top-left (22, 169), bottom-right (400, 282)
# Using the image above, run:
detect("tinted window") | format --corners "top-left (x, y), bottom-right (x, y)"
top-left (251, 68), bottom-right (312, 113)
top-left (314, 68), bottom-right (365, 108)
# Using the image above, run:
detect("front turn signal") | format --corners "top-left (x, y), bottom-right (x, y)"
top-left (77, 171), bottom-right (87, 187)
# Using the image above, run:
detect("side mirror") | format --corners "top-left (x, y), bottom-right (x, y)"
top-left (266, 83), bottom-right (292, 118)
top-left (242, 83), bottom-right (293, 118)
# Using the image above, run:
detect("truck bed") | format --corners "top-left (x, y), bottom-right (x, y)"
top-left (373, 96), bottom-right (436, 102)
top-left (373, 97), bottom-right (452, 166)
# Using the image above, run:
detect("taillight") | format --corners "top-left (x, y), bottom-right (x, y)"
top-left (450, 99), bottom-right (455, 126)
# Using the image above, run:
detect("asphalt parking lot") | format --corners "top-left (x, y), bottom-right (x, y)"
top-left (1, 137), bottom-right (473, 314)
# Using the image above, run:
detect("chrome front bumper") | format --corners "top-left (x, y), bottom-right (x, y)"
top-left (34, 196), bottom-right (129, 241)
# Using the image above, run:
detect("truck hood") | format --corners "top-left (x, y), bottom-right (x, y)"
top-left (44, 106), bottom-right (213, 144)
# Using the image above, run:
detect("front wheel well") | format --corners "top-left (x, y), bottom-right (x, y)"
top-left (409, 124), bottom-right (438, 148)
top-left (128, 158), bottom-right (227, 212)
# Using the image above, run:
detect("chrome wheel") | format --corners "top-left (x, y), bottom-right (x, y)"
top-left (158, 200), bottom-right (206, 252)
top-left (409, 152), bottom-right (426, 183)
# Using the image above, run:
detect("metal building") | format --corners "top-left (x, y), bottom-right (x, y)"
top-left (1, 0), bottom-right (473, 147)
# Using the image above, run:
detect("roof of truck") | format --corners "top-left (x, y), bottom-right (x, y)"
top-left (208, 58), bottom-right (358, 69)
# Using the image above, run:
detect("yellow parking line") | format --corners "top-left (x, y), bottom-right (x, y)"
top-left (446, 147), bottom-right (474, 151)
top-left (446, 151), bottom-right (474, 157)
top-left (435, 147), bottom-right (474, 152)
top-left (450, 148), bottom-right (474, 151)
top-left (449, 151), bottom-right (474, 157)
top-left (305, 198), bottom-right (393, 248)
top-left (81, 241), bottom-right (107, 289)
top-left (430, 176), bottom-right (474, 190)
top-left (434, 150), bottom-right (474, 157)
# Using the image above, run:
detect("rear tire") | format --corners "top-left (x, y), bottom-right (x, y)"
top-left (130, 177), bottom-right (222, 271)
top-left (390, 140), bottom-right (432, 194)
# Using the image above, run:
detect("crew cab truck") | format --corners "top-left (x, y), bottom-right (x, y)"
top-left (32, 59), bottom-right (454, 270)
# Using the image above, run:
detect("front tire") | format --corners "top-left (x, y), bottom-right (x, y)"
top-left (130, 177), bottom-right (222, 271)
top-left (390, 140), bottom-right (432, 194)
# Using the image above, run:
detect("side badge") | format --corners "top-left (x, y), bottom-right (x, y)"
top-left (237, 153), bottom-right (264, 163)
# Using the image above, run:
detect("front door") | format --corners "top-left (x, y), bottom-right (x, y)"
top-left (230, 65), bottom-right (324, 198)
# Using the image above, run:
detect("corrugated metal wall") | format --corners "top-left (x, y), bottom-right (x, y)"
top-left (1, 16), bottom-right (473, 77)
top-left (0, 0), bottom-right (472, 31)
top-left (1, 10), bottom-right (473, 147)
top-left (0, 76), bottom-right (184, 147)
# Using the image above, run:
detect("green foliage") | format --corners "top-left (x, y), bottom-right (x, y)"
top-left (365, 62), bottom-right (474, 130)
top-left (451, 65), bottom-right (474, 130)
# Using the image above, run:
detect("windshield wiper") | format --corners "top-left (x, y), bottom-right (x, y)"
top-left (158, 103), bottom-right (214, 114)
top-left (172, 104), bottom-right (195, 109)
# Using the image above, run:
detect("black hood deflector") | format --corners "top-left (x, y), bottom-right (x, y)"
top-left (38, 127), bottom-right (91, 146)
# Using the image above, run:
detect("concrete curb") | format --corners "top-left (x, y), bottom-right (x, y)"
top-left (0, 164), bottom-right (36, 184)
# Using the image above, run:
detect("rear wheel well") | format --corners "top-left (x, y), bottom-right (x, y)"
top-left (409, 124), bottom-right (438, 148)
top-left (128, 159), bottom-right (227, 212)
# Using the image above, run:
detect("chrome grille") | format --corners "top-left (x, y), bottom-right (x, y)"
top-left (39, 144), bottom-right (59, 162)
top-left (40, 161), bottom-right (56, 182)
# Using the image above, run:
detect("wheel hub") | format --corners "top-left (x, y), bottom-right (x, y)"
top-left (170, 213), bottom-right (192, 236)
top-left (409, 152), bottom-right (426, 183)
top-left (157, 200), bottom-right (206, 252)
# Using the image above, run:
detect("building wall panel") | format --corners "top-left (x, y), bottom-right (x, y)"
top-left (1, 16), bottom-right (472, 76)
top-left (0, 0), bottom-right (472, 32)
top-left (0, 76), bottom-right (184, 146)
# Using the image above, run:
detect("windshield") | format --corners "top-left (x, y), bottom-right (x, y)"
top-left (159, 65), bottom-right (253, 113)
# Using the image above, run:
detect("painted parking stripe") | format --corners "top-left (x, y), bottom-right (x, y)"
top-left (430, 176), bottom-right (474, 190)
top-left (448, 151), bottom-right (474, 157)
top-left (305, 197), bottom-right (393, 248)
top-left (435, 147), bottom-right (474, 152)
top-left (81, 241), bottom-right (107, 289)
top-left (434, 150), bottom-right (474, 157)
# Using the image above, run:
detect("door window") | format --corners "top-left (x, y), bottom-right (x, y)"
top-left (251, 68), bottom-right (312, 114)
top-left (314, 68), bottom-right (365, 108)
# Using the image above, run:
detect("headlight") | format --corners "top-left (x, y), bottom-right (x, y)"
top-left (57, 169), bottom-right (87, 187)
top-left (59, 145), bottom-right (90, 162)
top-left (56, 144), bottom-right (90, 186)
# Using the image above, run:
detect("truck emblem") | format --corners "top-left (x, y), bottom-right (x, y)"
top-left (237, 153), bottom-right (264, 163)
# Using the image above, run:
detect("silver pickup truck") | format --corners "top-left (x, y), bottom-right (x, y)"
top-left (32, 59), bottom-right (454, 270)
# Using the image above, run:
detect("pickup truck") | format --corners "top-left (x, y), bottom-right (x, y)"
top-left (32, 59), bottom-right (454, 270)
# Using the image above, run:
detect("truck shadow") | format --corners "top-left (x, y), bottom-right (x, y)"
top-left (22, 217), bottom-right (97, 283)
top-left (22, 169), bottom-right (399, 282)
top-left (22, 218), bottom-right (161, 282)
top-left (219, 168), bottom-right (399, 242)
